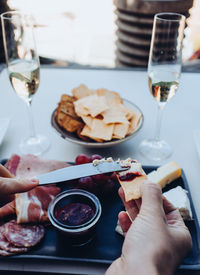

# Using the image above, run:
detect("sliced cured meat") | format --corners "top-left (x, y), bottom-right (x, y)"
top-left (0, 224), bottom-right (28, 254)
top-left (0, 248), bottom-right (14, 256)
top-left (8, 154), bottom-right (70, 179)
top-left (4, 154), bottom-right (20, 176)
top-left (4, 220), bottom-right (45, 248)
top-left (15, 186), bottom-right (61, 223)
top-left (0, 154), bottom-right (70, 223)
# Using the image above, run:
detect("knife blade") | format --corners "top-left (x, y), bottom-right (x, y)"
top-left (37, 161), bottom-right (129, 186)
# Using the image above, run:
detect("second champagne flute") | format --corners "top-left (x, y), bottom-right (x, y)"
top-left (1, 11), bottom-right (50, 155)
top-left (139, 12), bottom-right (185, 161)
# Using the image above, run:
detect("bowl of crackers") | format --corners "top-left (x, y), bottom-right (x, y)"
top-left (51, 84), bottom-right (143, 148)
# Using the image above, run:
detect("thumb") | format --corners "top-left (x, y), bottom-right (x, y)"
top-left (0, 177), bottom-right (38, 196)
top-left (0, 164), bottom-right (13, 178)
top-left (140, 181), bottom-right (164, 216)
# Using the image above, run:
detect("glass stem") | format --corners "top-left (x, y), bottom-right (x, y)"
top-left (26, 99), bottom-right (36, 138)
top-left (154, 103), bottom-right (165, 142)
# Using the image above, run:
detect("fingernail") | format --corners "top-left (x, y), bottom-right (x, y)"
top-left (31, 179), bottom-right (39, 185)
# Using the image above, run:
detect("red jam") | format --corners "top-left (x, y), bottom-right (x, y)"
top-left (55, 203), bottom-right (95, 226)
top-left (119, 172), bottom-right (141, 181)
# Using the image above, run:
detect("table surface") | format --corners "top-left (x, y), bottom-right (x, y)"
top-left (0, 66), bottom-right (200, 274)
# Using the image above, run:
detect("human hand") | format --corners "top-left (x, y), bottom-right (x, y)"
top-left (0, 164), bottom-right (38, 206)
top-left (106, 182), bottom-right (192, 275)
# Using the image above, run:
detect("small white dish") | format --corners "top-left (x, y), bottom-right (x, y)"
top-left (0, 118), bottom-right (10, 145)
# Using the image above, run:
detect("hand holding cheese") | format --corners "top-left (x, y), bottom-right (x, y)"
top-left (117, 160), bottom-right (181, 201)
top-left (106, 182), bottom-right (192, 275)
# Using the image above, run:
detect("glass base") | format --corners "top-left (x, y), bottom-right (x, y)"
top-left (139, 138), bottom-right (172, 162)
top-left (19, 135), bottom-right (50, 156)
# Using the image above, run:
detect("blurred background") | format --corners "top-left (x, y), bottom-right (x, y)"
top-left (0, 0), bottom-right (200, 69)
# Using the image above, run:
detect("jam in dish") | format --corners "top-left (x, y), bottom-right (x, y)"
top-left (48, 189), bottom-right (102, 245)
top-left (55, 203), bottom-right (95, 226)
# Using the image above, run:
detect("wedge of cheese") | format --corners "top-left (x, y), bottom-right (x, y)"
top-left (147, 161), bottom-right (181, 188)
top-left (163, 186), bottom-right (192, 220)
top-left (117, 160), bottom-right (181, 202)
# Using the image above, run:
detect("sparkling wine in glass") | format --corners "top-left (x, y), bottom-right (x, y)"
top-left (1, 11), bottom-right (50, 155)
top-left (139, 12), bottom-right (185, 161)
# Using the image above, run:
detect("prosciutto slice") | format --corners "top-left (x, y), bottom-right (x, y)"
top-left (0, 154), bottom-right (70, 223)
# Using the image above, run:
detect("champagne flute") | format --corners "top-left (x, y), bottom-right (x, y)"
top-left (1, 11), bottom-right (50, 155)
top-left (139, 12), bottom-right (185, 161)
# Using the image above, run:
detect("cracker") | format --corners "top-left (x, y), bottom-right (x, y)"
top-left (62, 115), bottom-right (84, 133)
top-left (59, 101), bottom-right (77, 118)
top-left (113, 123), bottom-right (129, 139)
top-left (96, 88), bottom-right (122, 105)
top-left (125, 108), bottom-right (136, 121)
top-left (56, 111), bottom-right (66, 127)
top-left (73, 101), bottom-right (89, 116)
top-left (74, 95), bottom-right (108, 117)
top-left (102, 105), bottom-right (129, 124)
top-left (56, 94), bottom-right (84, 133)
top-left (72, 84), bottom-right (95, 99)
top-left (61, 94), bottom-right (75, 103)
top-left (81, 115), bottom-right (93, 128)
top-left (127, 112), bottom-right (142, 134)
top-left (90, 119), bottom-right (114, 140)
top-left (81, 125), bottom-right (104, 142)
top-left (76, 127), bottom-right (91, 142)
top-left (120, 175), bottom-right (148, 201)
top-left (117, 162), bottom-right (147, 201)
top-left (81, 119), bottom-right (114, 141)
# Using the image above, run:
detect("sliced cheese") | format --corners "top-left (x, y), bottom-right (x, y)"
top-left (147, 161), bottom-right (181, 188)
top-left (163, 186), bottom-right (192, 220)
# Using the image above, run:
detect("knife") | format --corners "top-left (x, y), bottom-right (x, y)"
top-left (37, 161), bottom-right (130, 186)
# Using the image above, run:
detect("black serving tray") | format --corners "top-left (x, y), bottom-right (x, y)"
top-left (0, 162), bottom-right (200, 270)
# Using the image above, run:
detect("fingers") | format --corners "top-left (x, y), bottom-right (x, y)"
top-left (166, 209), bottom-right (184, 225)
top-left (0, 200), bottom-right (16, 219)
top-left (140, 181), bottom-right (164, 215)
top-left (162, 196), bottom-right (184, 224)
top-left (0, 177), bottom-right (38, 196)
top-left (118, 187), bottom-right (126, 204)
top-left (135, 199), bottom-right (142, 209)
top-left (118, 211), bottom-right (132, 235)
top-left (0, 164), bottom-right (13, 178)
top-left (162, 196), bottom-right (185, 225)
top-left (162, 195), bottom-right (176, 214)
top-left (0, 164), bottom-right (38, 195)
top-left (118, 187), bottom-right (139, 220)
